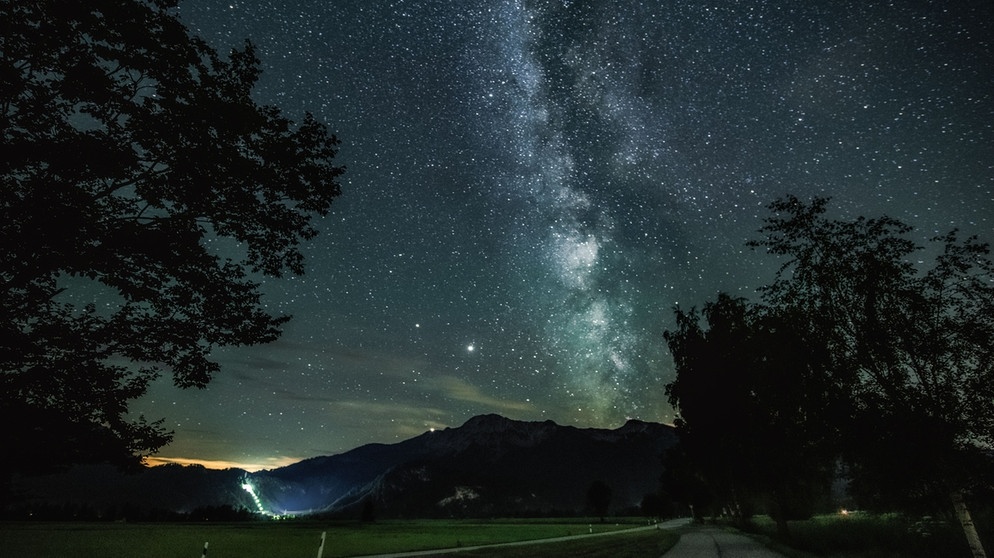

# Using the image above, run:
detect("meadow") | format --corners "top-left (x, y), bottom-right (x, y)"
top-left (0, 517), bottom-right (678, 558)
top-left (730, 512), bottom-right (993, 558)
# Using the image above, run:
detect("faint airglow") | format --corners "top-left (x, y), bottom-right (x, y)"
top-left (144, 455), bottom-right (300, 472)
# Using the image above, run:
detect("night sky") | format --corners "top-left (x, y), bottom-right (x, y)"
top-left (137, 0), bottom-right (993, 471)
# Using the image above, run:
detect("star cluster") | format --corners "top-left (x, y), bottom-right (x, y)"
top-left (138, 0), bottom-right (992, 470)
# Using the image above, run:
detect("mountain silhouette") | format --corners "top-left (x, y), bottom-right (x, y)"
top-left (9, 415), bottom-right (676, 519)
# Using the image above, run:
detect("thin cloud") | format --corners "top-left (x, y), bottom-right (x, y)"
top-left (427, 376), bottom-right (536, 414)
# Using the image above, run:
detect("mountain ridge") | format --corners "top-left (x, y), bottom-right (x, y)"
top-left (9, 414), bottom-right (677, 519)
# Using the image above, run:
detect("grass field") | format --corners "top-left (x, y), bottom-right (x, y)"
top-left (0, 517), bottom-right (673, 558)
top-left (424, 528), bottom-right (681, 558)
top-left (730, 512), bottom-right (993, 558)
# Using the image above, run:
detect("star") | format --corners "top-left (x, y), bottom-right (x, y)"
top-left (136, 0), bottom-right (993, 469)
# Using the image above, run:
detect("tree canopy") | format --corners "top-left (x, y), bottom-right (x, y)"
top-left (749, 196), bottom-right (994, 509)
top-left (665, 196), bottom-right (994, 552)
top-left (1, 0), bottom-right (344, 476)
top-left (664, 293), bottom-right (838, 535)
top-left (586, 480), bottom-right (613, 521)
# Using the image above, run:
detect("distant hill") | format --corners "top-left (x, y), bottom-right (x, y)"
top-left (9, 414), bottom-right (677, 519)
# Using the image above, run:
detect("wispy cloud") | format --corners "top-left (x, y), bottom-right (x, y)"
top-left (426, 375), bottom-right (536, 414)
top-left (318, 400), bottom-right (452, 444)
top-left (326, 400), bottom-right (448, 417)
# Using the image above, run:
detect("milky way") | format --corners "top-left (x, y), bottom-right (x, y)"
top-left (474, 1), bottom-right (630, 420)
top-left (133, 0), bottom-right (992, 470)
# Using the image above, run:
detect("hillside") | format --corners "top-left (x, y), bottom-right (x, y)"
top-left (9, 414), bottom-right (677, 518)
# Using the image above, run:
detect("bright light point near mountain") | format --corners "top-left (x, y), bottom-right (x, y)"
top-left (241, 481), bottom-right (268, 516)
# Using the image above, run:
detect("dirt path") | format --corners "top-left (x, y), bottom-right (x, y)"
top-left (660, 526), bottom-right (787, 558)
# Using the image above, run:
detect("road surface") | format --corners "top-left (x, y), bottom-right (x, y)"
top-left (660, 526), bottom-right (787, 558)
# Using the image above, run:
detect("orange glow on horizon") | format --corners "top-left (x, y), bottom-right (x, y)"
top-left (144, 455), bottom-right (301, 473)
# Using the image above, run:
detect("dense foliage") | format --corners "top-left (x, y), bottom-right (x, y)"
top-left (0, 0), bottom-right (343, 477)
top-left (664, 293), bottom-right (838, 534)
top-left (665, 196), bottom-right (994, 547)
top-left (750, 196), bottom-right (994, 510)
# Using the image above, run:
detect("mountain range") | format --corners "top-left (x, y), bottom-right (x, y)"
top-left (10, 414), bottom-right (677, 519)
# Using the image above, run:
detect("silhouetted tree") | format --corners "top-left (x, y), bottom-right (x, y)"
top-left (660, 444), bottom-right (714, 520)
top-left (0, 0), bottom-right (343, 489)
top-left (586, 480), bottom-right (612, 521)
top-left (640, 492), bottom-right (666, 518)
top-left (664, 294), bottom-right (838, 538)
top-left (360, 497), bottom-right (376, 522)
top-left (189, 504), bottom-right (254, 522)
top-left (749, 196), bottom-right (994, 557)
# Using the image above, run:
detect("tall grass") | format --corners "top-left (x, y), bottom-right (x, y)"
top-left (737, 512), bottom-right (991, 558)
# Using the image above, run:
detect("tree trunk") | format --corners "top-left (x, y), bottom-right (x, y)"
top-left (770, 493), bottom-right (791, 541)
top-left (951, 489), bottom-right (987, 558)
top-left (774, 514), bottom-right (791, 541)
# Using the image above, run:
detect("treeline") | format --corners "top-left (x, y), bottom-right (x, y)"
top-left (658, 196), bottom-right (994, 556)
top-left (2, 502), bottom-right (258, 522)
